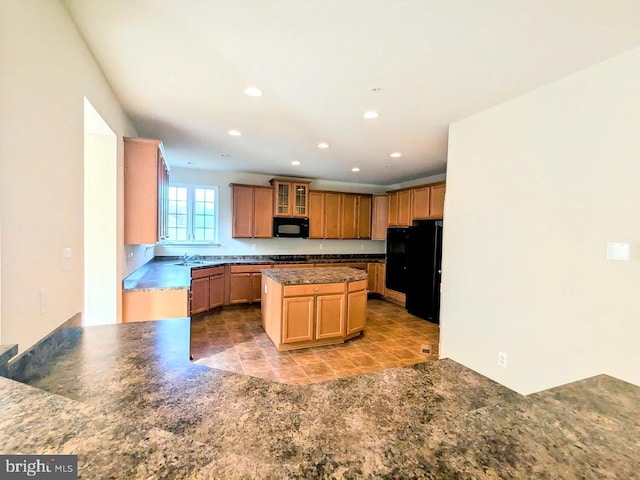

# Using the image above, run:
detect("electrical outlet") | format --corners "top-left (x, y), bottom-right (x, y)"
top-left (251, 243), bottom-right (256, 251)
top-left (498, 352), bottom-right (508, 368)
top-left (62, 247), bottom-right (72, 271)
top-left (319, 243), bottom-right (323, 250)
top-left (39, 288), bottom-right (49, 314)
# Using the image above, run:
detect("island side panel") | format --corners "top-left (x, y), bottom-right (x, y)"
top-left (263, 276), bottom-right (283, 346)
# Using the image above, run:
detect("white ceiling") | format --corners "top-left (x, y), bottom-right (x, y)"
top-left (64, 0), bottom-right (640, 185)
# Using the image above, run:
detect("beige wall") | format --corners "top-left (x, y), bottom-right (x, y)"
top-left (440, 47), bottom-right (640, 394)
top-left (0, 0), bottom-right (136, 351)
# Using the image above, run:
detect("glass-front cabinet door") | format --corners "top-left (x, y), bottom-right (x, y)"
top-left (293, 183), bottom-right (308, 216)
top-left (275, 181), bottom-right (290, 216)
top-left (271, 179), bottom-right (310, 217)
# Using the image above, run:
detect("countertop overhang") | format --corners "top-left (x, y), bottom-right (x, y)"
top-left (261, 267), bottom-right (368, 285)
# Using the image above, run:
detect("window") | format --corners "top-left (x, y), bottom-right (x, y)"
top-left (165, 184), bottom-right (218, 243)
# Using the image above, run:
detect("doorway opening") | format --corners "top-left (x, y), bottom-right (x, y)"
top-left (83, 98), bottom-right (117, 326)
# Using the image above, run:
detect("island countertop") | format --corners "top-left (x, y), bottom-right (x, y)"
top-left (261, 267), bottom-right (367, 285)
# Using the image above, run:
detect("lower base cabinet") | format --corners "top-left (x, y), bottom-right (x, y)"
top-left (229, 264), bottom-right (269, 304)
top-left (347, 288), bottom-right (367, 335)
top-left (190, 266), bottom-right (224, 314)
top-left (123, 289), bottom-right (189, 322)
top-left (282, 284), bottom-right (346, 344)
top-left (367, 263), bottom-right (385, 295)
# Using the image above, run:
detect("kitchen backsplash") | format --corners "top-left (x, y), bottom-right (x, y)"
top-left (155, 237), bottom-right (385, 258)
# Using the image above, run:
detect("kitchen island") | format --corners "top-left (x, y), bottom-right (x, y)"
top-left (261, 267), bottom-right (368, 351)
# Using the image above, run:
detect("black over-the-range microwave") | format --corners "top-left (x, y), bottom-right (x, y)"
top-left (273, 217), bottom-right (309, 238)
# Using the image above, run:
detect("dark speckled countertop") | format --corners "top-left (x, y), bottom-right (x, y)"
top-left (123, 254), bottom-right (384, 291)
top-left (2, 317), bottom-right (639, 478)
top-left (262, 267), bottom-right (368, 285)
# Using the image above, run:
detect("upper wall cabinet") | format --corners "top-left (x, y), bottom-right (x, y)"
top-left (371, 194), bottom-right (388, 240)
top-left (124, 137), bottom-right (169, 244)
top-left (270, 178), bottom-right (311, 217)
top-left (411, 182), bottom-right (446, 220)
top-left (387, 181), bottom-right (446, 227)
top-left (308, 191), bottom-right (372, 239)
top-left (387, 189), bottom-right (412, 227)
top-left (428, 183), bottom-right (446, 218)
top-left (230, 184), bottom-right (274, 238)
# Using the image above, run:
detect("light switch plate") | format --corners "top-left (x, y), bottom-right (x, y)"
top-left (606, 242), bottom-right (631, 261)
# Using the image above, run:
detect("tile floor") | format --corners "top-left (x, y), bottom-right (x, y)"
top-left (190, 298), bottom-right (440, 385)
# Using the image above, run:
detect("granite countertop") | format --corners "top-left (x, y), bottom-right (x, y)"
top-left (2, 317), bottom-right (639, 478)
top-left (124, 255), bottom-right (384, 291)
top-left (262, 266), bottom-right (368, 285)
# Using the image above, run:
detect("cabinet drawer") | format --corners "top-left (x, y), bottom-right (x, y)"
top-left (191, 266), bottom-right (224, 279)
top-left (230, 264), bottom-right (271, 273)
top-left (385, 288), bottom-right (406, 304)
top-left (348, 280), bottom-right (367, 292)
top-left (284, 282), bottom-right (345, 297)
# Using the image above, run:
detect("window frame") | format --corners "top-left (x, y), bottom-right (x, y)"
top-left (162, 183), bottom-right (220, 245)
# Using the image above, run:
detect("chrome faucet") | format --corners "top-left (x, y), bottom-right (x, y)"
top-left (183, 253), bottom-right (201, 264)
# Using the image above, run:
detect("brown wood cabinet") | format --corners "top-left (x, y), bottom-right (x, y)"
top-left (366, 263), bottom-right (386, 295)
top-left (411, 186), bottom-right (430, 220)
top-left (387, 181), bottom-right (446, 227)
top-left (384, 288), bottom-right (406, 307)
top-left (357, 195), bottom-right (372, 239)
top-left (410, 182), bottom-right (445, 220)
top-left (124, 137), bottom-right (169, 244)
top-left (228, 264), bottom-right (270, 304)
top-left (347, 280), bottom-right (367, 335)
top-left (371, 195), bottom-right (388, 240)
top-left (324, 192), bottom-right (342, 238)
top-left (308, 191), bottom-right (372, 240)
top-left (308, 191), bottom-right (325, 239)
top-left (270, 178), bottom-right (310, 217)
top-left (428, 183), bottom-right (446, 218)
top-left (123, 289), bottom-right (188, 322)
top-left (230, 184), bottom-right (273, 238)
top-left (341, 194), bottom-right (358, 239)
top-left (281, 282), bottom-right (346, 344)
top-left (190, 266), bottom-right (225, 314)
top-left (387, 191), bottom-right (398, 227)
top-left (397, 189), bottom-right (412, 226)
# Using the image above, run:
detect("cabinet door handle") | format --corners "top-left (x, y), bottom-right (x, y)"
top-left (247, 274), bottom-right (250, 277)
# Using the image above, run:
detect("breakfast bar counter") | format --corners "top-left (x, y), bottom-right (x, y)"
top-left (261, 267), bottom-right (368, 351)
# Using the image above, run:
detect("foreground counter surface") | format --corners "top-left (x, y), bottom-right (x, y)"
top-left (0, 316), bottom-right (637, 478)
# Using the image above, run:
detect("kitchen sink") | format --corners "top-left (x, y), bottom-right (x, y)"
top-left (173, 261), bottom-right (205, 266)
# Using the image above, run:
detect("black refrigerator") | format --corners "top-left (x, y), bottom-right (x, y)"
top-left (406, 220), bottom-right (443, 323)
top-left (385, 221), bottom-right (443, 323)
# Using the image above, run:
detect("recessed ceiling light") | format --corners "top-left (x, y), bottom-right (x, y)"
top-left (291, 161), bottom-right (300, 166)
top-left (363, 111), bottom-right (379, 120)
top-left (244, 86), bottom-right (264, 97)
top-left (228, 129), bottom-right (242, 136)
top-left (351, 167), bottom-right (360, 172)
top-left (317, 142), bottom-right (330, 149)
top-left (390, 152), bottom-right (402, 158)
